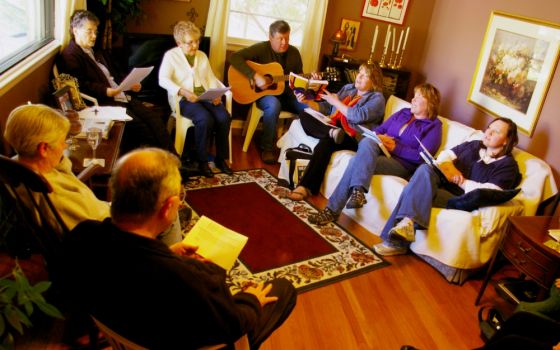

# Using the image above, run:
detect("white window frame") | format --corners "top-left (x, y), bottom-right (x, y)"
top-left (0, 0), bottom-right (58, 94)
top-left (226, 0), bottom-right (310, 50)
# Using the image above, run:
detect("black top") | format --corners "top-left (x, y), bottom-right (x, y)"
top-left (62, 218), bottom-right (261, 349)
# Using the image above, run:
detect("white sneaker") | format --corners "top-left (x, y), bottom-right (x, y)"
top-left (373, 242), bottom-right (408, 256)
top-left (388, 217), bottom-right (416, 242)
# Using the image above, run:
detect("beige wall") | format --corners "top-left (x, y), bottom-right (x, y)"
top-left (0, 56), bottom-right (55, 155)
top-left (127, 0), bottom-right (210, 34)
top-left (420, 0), bottom-right (560, 187)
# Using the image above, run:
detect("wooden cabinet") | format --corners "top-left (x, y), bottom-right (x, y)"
top-left (320, 55), bottom-right (411, 100)
top-left (476, 216), bottom-right (560, 305)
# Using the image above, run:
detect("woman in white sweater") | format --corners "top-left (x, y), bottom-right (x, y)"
top-left (159, 21), bottom-right (232, 177)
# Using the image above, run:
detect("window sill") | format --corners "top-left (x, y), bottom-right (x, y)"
top-left (0, 40), bottom-right (61, 96)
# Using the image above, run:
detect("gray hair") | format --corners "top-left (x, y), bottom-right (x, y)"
top-left (110, 148), bottom-right (182, 223)
top-left (4, 104), bottom-right (70, 157)
top-left (269, 20), bottom-right (290, 36)
top-left (70, 10), bottom-right (99, 31)
top-left (173, 21), bottom-right (201, 44)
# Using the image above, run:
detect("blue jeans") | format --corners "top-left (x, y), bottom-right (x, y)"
top-left (256, 93), bottom-right (307, 151)
top-left (326, 137), bottom-right (411, 214)
top-left (379, 164), bottom-right (457, 244)
top-left (180, 100), bottom-right (231, 162)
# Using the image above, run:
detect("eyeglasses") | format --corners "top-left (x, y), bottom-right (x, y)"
top-left (182, 39), bottom-right (199, 47)
top-left (80, 28), bottom-right (98, 36)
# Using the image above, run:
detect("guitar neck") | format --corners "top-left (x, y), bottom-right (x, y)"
top-left (271, 72), bottom-right (324, 83)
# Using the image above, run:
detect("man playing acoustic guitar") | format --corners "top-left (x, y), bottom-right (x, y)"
top-left (229, 20), bottom-right (309, 164)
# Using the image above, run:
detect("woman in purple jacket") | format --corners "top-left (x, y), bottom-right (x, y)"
top-left (308, 83), bottom-right (443, 226)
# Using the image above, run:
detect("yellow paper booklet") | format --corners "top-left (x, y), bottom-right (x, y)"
top-left (182, 216), bottom-right (248, 271)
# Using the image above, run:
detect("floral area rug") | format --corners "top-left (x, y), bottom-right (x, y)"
top-left (182, 169), bottom-right (389, 293)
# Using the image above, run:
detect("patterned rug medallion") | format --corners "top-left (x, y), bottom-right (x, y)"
top-left (183, 169), bottom-right (389, 293)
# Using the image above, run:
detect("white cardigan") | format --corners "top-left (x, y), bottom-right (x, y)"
top-left (158, 47), bottom-right (222, 110)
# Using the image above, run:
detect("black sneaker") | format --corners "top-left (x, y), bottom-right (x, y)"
top-left (346, 187), bottom-right (367, 209)
top-left (198, 162), bottom-right (214, 178)
top-left (215, 158), bottom-right (233, 175)
top-left (308, 207), bottom-right (338, 225)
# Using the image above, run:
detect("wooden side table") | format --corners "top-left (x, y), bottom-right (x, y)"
top-left (475, 216), bottom-right (560, 305)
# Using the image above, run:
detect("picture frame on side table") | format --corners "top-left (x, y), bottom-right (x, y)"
top-left (468, 11), bottom-right (560, 136)
top-left (52, 86), bottom-right (74, 112)
top-left (340, 18), bottom-right (361, 51)
top-left (361, 0), bottom-right (410, 25)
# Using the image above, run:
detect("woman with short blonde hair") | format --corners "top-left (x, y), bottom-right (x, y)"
top-left (5, 104), bottom-right (69, 158)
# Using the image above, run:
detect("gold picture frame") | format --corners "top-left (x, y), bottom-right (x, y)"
top-left (340, 18), bottom-right (361, 51)
top-left (52, 73), bottom-right (87, 111)
top-left (468, 11), bottom-right (560, 136)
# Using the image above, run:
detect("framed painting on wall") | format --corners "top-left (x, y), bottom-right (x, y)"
top-left (340, 18), bottom-right (361, 51)
top-left (468, 11), bottom-right (560, 136)
top-left (361, 0), bottom-right (410, 25)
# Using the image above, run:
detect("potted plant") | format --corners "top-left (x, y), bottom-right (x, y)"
top-left (0, 262), bottom-right (63, 349)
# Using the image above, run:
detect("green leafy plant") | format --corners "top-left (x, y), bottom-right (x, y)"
top-left (94, 0), bottom-right (146, 49)
top-left (0, 263), bottom-right (63, 350)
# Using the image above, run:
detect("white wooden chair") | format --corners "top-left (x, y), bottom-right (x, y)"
top-left (242, 101), bottom-right (297, 152)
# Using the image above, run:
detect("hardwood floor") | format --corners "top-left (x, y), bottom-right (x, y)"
top-left (17, 130), bottom-right (517, 350)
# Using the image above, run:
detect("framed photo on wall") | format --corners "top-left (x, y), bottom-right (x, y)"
top-left (468, 11), bottom-right (560, 136)
top-left (340, 18), bottom-right (361, 51)
top-left (361, 0), bottom-right (410, 25)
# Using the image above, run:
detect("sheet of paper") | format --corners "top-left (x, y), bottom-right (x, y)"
top-left (78, 106), bottom-right (132, 121)
top-left (183, 216), bottom-right (248, 271)
top-left (198, 87), bottom-right (231, 101)
top-left (304, 107), bottom-right (336, 128)
top-left (358, 125), bottom-right (391, 158)
top-left (118, 66), bottom-right (154, 91)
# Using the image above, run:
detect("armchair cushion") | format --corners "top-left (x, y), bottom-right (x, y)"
top-left (446, 188), bottom-right (521, 212)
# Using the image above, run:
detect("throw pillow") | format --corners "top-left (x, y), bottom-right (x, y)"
top-left (446, 188), bottom-right (521, 212)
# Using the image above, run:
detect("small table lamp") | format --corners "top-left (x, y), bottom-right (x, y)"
top-left (330, 29), bottom-right (347, 57)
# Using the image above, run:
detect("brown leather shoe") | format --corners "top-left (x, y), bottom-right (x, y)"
top-left (261, 150), bottom-right (276, 164)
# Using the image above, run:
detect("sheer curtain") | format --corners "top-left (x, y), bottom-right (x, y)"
top-left (205, 0), bottom-right (328, 79)
top-left (56, 0), bottom-right (87, 50)
top-left (300, 0), bottom-right (328, 73)
top-left (204, 0), bottom-right (230, 81)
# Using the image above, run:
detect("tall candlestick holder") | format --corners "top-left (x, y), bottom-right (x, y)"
top-left (366, 51), bottom-right (375, 65)
top-left (395, 49), bottom-right (406, 70)
top-left (379, 51), bottom-right (388, 68)
top-left (387, 50), bottom-right (396, 69)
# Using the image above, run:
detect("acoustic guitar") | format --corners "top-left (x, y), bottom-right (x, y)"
top-left (227, 61), bottom-right (338, 105)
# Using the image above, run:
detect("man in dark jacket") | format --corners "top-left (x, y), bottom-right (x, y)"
top-left (62, 148), bottom-right (296, 349)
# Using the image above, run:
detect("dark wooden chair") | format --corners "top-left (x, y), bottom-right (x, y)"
top-left (0, 155), bottom-right (101, 267)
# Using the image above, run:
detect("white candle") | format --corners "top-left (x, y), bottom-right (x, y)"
top-left (396, 29), bottom-right (403, 54)
top-left (383, 25), bottom-right (391, 55)
top-left (371, 25), bottom-right (379, 52)
top-left (402, 26), bottom-right (410, 51)
top-left (392, 27), bottom-right (396, 52)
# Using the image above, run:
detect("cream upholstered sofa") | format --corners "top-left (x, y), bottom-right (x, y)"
top-left (276, 95), bottom-right (558, 283)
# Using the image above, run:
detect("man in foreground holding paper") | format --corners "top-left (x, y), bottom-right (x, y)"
top-left (63, 148), bottom-right (297, 349)
top-left (59, 10), bottom-right (171, 154)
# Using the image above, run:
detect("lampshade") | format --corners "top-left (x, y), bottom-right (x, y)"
top-left (330, 29), bottom-right (347, 44)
